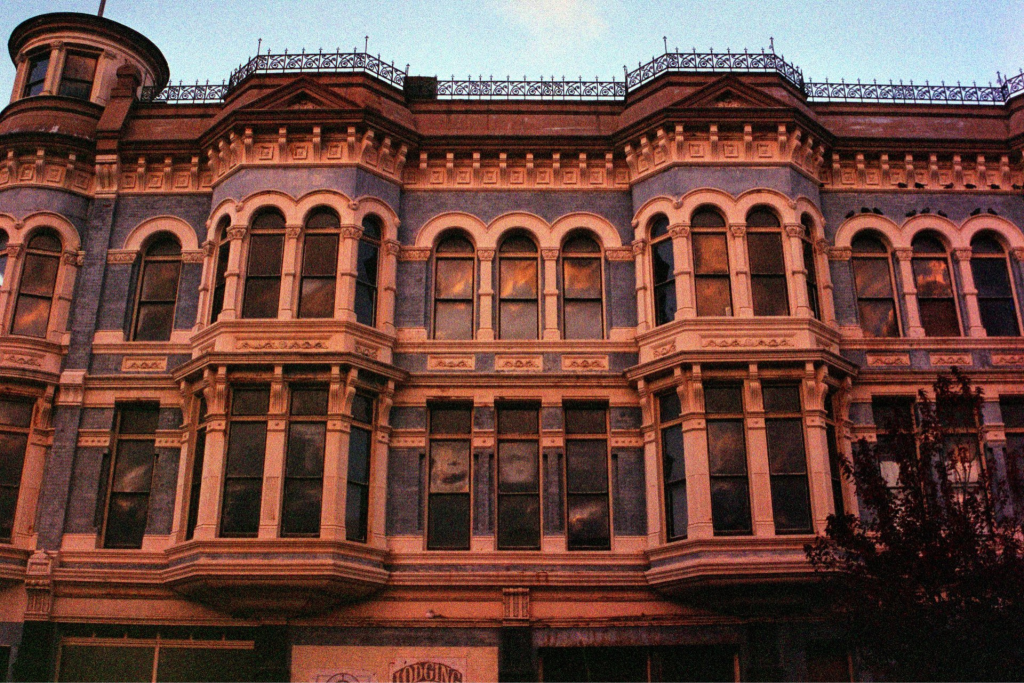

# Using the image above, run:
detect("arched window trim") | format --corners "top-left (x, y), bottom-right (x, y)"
top-left (851, 230), bottom-right (902, 338)
top-left (129, 234), bottom-right (182, 342)
top-left (910, 231), bottom-right (962, 337)
top-left (10, 228), bottom-right (64, 339)
top-left (560, 230), bottom-right (605, 340)
top-left (240, 208), bottom-right (287, 320)
top-left (497, 230), bottom-right (540, 340)
top-left (354, 214), bottom-right (383, 327)
top-left (648, 214), bottom-right (676, 326)
top-left (432, 230), bottom-right (476, 340)
top-left (969, 232), bottom-right (1021, 337)
top-left (296, 206), bottom-right (341, 320)
top-left (690, 205), bottom-right (733, 317)
top-left (745, 206), bottom-right (790, 317)
top-left (800, 213), bottom-right (822, 320)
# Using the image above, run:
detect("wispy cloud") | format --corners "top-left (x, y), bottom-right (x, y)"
top-left (495, 0), bottom-right (610, 63)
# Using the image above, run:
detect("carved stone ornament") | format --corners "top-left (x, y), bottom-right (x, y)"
top-left (952, 248), bottom-right (973, 262)
top-left (785, 224), bottom-right (806, 238)
top-left (669, 224), bottom-right (690, 238)
top-left (384, 240), bottom-right (402, 256)
top-left (605, 247), bottom-right (634, 262)
top-left (63, 250), bottom-right (85, 266)
top-left (503, 587), bottom-right (530, 622)
top-left (991, 353), bottom-right (1024, 366)
top-left (541, 248), bottom-right (560, 260)
top-left (930, 352), bottom-right (972, 366)
top-left (181, 250), bottom-right (205, 263)
top-left (561, 355), bottom-right (609, 371)
top-left (702, 337), bottom-right (793, 348)
top-left (427, 355), bottom-right (475, 370)
top-left (398, 247), bottom-right (431, 262)
top-left (1010, 247), bottom-right (1024, 262)
top-left (894, 248), bottom-right (914, 261)
top-left (631, 240), bottom-right (647, 256)
top-left (729, 224), bottom-right (746, 237)
top-left (106, 249), bottom-right (137, 264)
top-left (495, 354), bottom-right (542, 372)
top-left (866, 353), bottom-right (911, 367)
top-left (477, 249), bottom-right (496, 260)
top-left (227, 227), bottom-right (247, 240)
top-left (341, 227), bottom-right (363, 239)
top-left (827, 246), bottom-right (852, 261)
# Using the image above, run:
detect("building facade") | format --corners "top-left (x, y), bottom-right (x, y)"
top-left (0, 11), bottom-right (1022, 681)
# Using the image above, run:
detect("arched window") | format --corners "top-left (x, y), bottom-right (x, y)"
top-left (746, 206), bottom-right (789, 316)
top-left (241, 209), bottom-right (285, 319)
top-left (649, 215), bottom-right (675, 326)
top-left (131, 235), bottom-right (181, 341)
top-left (355, 215), bottom-right (381, 327)
top-left (11, 229), bottom-right (62, 338)
top-left (851, 232), bottom-right (899, 337)
top-left (433, 232), bottom-right (475, 340)
top-left (912, 232), bottom-right (960, 336)
top-left (498, 232), bottom-right (539, 339)
top-left (209, 216), bottom-right (231, 323)
top-left (691, 207), bottom-right (731, 316)
top-left (298, 207), bottom-right (340, 319)
top-left (561, 232), bottom-right (603, 339)
top-left (801, 214), bottom-right (821, 320)
top-left (970, 233), bottom-right (1020, 336)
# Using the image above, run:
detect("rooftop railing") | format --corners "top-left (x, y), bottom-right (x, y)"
top-left (138, 47), bottom-right (1024, 107)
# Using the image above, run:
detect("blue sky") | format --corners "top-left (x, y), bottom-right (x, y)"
top-left (2, 1), bottom-right (1023, 97)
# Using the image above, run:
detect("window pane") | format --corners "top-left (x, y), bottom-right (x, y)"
top-left (361, 216), bottom-right (382, 240)
top-left (351, 394), bottom-right (374, 424)
top-left (220, 479), bottom-right (262, 536)
top-left (298, 277), bottom-right (335, 318)
top-left (763, 385), bottom-right (801, 413)
top-left (766, 419), bottom-right (807, 474)
top-left (651, 240), bottom-right (674, 284)
top-left (913, 258), bottom-right (953, 297)
top-left (498, 441), bottom-right (539, 493)
top-left (354, 281), bottom-right (376, 326)
top-left (710, 478), bottom-right (751, 534)
top-left (666, 482), bottom-right (688, 540)
top-left (747, 233), bottom-right (785, 274)
top-left (430, 440), bottom-right (470, 494)
top-left (695, 277), bottom-right (731, 316)
top-left (12, 296), bottom-right (51, 337)
top-left (431, 406), bottom-right (472, 435)
top-left (347, 426), bottom-right (372, 484)
top-left (435, 301), bottom-right (474, 340)
top-left (853, 258), bottom-right (894, 298)
top-left (659, 392), bottom-right (681, 422)
top-left (919, 299), bottom-right (960, 336)
top-left (28, 232), bottom-right (61, 252)
top-left (567, 495), bottom-right (610, 548)
top-left (286, 423), bottom-right (326, 477)
top-left (428, 494), bottom-right (470, 549)
top-left (972, 258), bottom-right (1013, 298)
top-left (357, 241), bottom-right (379, 283)
top-left (345, 482), bottom-right (369, 542)
top-left (291, 388), bottom-right (328, 416)
top-left (232, 388), bottom-right (270, 416)
top-left (500, 235), bottom-right (536, 253)
top-left (119, 406), bottom-right (160, 434)
top-left (134, 303), bottom-right (175, 341)
top-left (563, 258), bottom-right (601, 298)
top-left (226, 423), bottom-right (267, 477)
top-left (112, 441), bottom-right (155, 493)
top-left (241, 277), bottom-right (281, 318)
top-left (564, 300), bottom-right (603, 339)
top-left (654, 281), bottom-right (677, 324)
top-left (661, 425), bottom-right (685, 482)
top-left (247, 234), bottom-right (283, 276)
top-left (751, 276), bottom-right (789, 316)
top-left (565, 407), bottom-right (606, 434)
top-left (1002, 398), bottom-right (1024, 429)
top-left (692, 233), bottom-right (729, 274)
top-left (979, 299), bottom-right (1020, 336)
top-left (437, 234), bottom-right (474, 253)
top-left (566, 440), bottom-right (608, 493)
top-left (497, 496), bottom-right (540, 548)
top-left (770, 476), bottom-right (812, 533)
top-left (105, 494), bottom-right (148, 548)
top-left (58, 79), bottom-right (92, 100)
top-left (563, 234), bottom-right (600, 253)
top-left (281, 479), bottom-right (322, 535)
top-left (704, 384), bottom-right (743, 414)
top-left (691, 208), bottom-right (725, 228)
top-left (20, 253), bottom-right (59, 295)
top-left (0, 433), bottom-right (28, 486)
top-left (0, 489), bottom-right (16, 542)
top-left (436, 259), bottom-right (474, 299)
top-left (500, 259), bottom-right (538, 297)
top-left (746, 207), bottom-right (780, 228)
top-left (59, 645), bottom-right (154, 683)
top-left (500, 301), bottom-right (538, 339)
top-left (140, 261), bottom-right (180, 301)
top-left (302, 234), bottom-right (338, 276)
top-left (497, 407), bottom-right (538, 434)
top-left (157, 646), bottom-right (256, 683)
top-left (708, 420), bottom-right (747, 475)
top-left (63, 53), bottom-right (97, 81)
top-left (858, 300), bottom-right (899, 337)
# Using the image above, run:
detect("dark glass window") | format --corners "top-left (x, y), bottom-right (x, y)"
top-left (241, 210), bottom-right (285, 319)
top-left (281, 387), bottom-right (328, 536)
top-left (1002, 398), bottom-right (1024, 496)
top-left (912, 233), bottom-right (960, 336)
top-left (298, 208), bottom-right (340, 319)
top-left (220, 387), bottom-right (269, 537)
top-left (564, 404), bottom-right (610, 550)
top-left (131, 236), bottom-right (181, 341)
top-left (0, 397), bottom-right (33, 543)
top-left (57, 52), bottom-right (98, 100)
top-left (498, 233), bottom-right (539, 339)
top-left (428, 403), bottom-right (472, 549)
top-left (562, 233), bottom-right (604, 339)
top-left (971, 234), bottom-right (1020, 337)
top-left (824, 388), bottom-right (846, 515)
top-left (22, 53), bottom-right (49, 97)
top-left (184, 396), bottom-right (207, 541)
top-left (649, 215), bottom-right (676, 326)
top-left (433, 232), bottom-right (475, 339)
top-left (691, 207), bottom-right (732, 317)
top-left (659, 390), bottom-right (687, 541)
top-left (705, 382), bottom-right (751, 535)
top-left (872, 396), bottom-right (916, 488)
top-left (763, 383), bottom-right (812, 533)
top-left (497, 403), bottom-right (540, 549)
top-left (346, 392), bottom-right (375, 542)
top-left (806, 641), bottom-right (852, 683)
top-left (746, 207), bottom-right (789, 316)
top-left (102, 404), bottom-right (159, 548)
top-left (801, 214), bottom-right (821, 319)
top-left (851, 232), bottom-right (900, 337)
top-left (210, 218), bottom-right (231, 323)
top-left (12, 230), bottom-right (62, 338)
top-left (0, 231), bottom-right (8, 293)
top-left (355, 215), bottom-right (381, 326)
top-left (59, 640), bottom-right (256, 683)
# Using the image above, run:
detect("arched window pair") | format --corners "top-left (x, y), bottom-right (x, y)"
top-left (851, 230), bottom-right (1020, 338)
top-left (209, 208), bottom-right (382, 325)
top-left (430, 230), bottom-right (604, 340)
top-left (650, 205), bottom-right (812, 325)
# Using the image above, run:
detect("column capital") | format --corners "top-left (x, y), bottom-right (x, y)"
top-left (541, 248), bottom-right (559, 261)
top-left (669, 223), bottom-right (690, 238)
top-left (952, 247), bottom-right (973, 262)
top-left (894, 248), bottom-right (914, 261)
top-left (729, 224), bottom-right (746, 238)
top-left (477, 248), bottom-right (495, 261)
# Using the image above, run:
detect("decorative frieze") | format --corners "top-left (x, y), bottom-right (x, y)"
top-left (701, 336), bottom-right (793, 349)
top-left (503, 587), bottom-right (530, 622)
top-left (121, 356), bottom-right (168, 372)
top-left (494, 354), bottom-right (543, 372)
top-left (561, 355), bottom-right (609, 372)
top-left (991, 353), bottom-right (1024, 366)
top-left (929, 352), bottom-right (972, 367)
top-left (0, 147), bottom-right (93, 195)
top-left (822, 151), bottom-right (1021, 192)
top-left (426, 355), bottom-right (475, 371)
top-left (865, 353), bottom-right (911, 367)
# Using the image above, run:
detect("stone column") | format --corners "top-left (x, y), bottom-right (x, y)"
top-left (194, 240), bottom-right (214, 331)
top-left (953, 248), bottom-right (987, 337)
top-left (217, 226), bottom-right (246, 321)
top-left (334, 225), bottom-right (361, 323)
top-left (378, 241), bottom-right (400, 336)
top-left (744, 367), bottom-right (775, 536)
top-left (638, 383), bottom-right (664, 547)
top-left (895, 248), bottom-right (926, 337)
top-left (53, 250), bottom-right (84, 343)
top-left (818, 239), bottom-right (839, 326)
top-left (728, 224), bottom-right (754, 317)
top-left (682, 367), bottom-right (714, 539)
top-left (258, 368), bottom-right (287, 539)
top-left (632, 239), bottom-right (650, 333)
top-left (541, 249), bottom-right (560, 339)
top-left (10, 54), bottom-right (27, 104)
top-left (193, 368), bottom-right (228, 540)
top-left (368, 382), bottom-right (395, 547)
top-left (0, 245), bottom-right (23, 332)
top-left (40, 43), bottom-right (64, 96)
top-left (320, 367), bottom-right (351, 541)
top-left (784, 224), bottom-right (812, 317)
top-left (801, 363), bottom-right (833, 534)
top-left (478, 249), bottom-right (496, 340)
top-left (670, 224), bottom-right (696, 319)
top-left (89, 51), bottom-right (118, 105)
top-left (277, 225), bottom-right (301, 319)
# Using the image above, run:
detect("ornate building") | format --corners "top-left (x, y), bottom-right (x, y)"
top-left (0, 10), bottom-right (1022, 682)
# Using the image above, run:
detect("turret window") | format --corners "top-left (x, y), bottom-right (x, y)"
top-left (57, 52), bottom-right (97, 100)
top-left (0, 397), bottom-right (33, 543)
top-left (23, 53), bottom-right (49, 97)
top-left (705, 382), bottom-right (751, 535)
top-left (659, 391), bottom-right (687, 541)
top-left (801, 214), bottom-right (821, 320)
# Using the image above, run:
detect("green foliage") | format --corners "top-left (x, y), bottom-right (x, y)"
top-left (806, 370), bottom-right (1024, 681)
